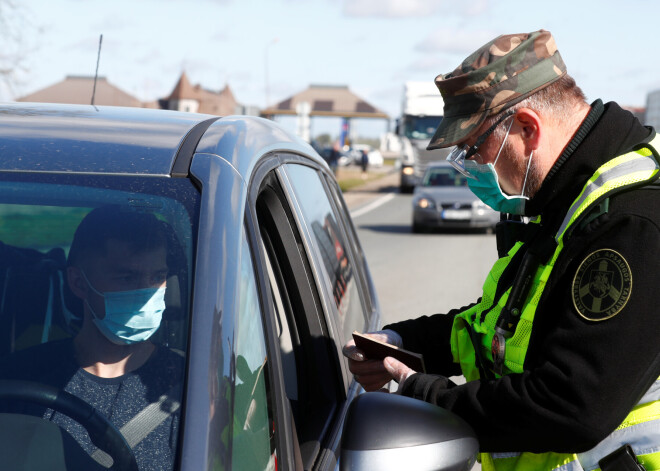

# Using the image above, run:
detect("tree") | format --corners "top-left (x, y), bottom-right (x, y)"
top-left (353, 137), bottom-right (380, 149)
top-left (0, 1), bottom-right (38, 98)
top-left (314, 133), bottom-right (333, 147)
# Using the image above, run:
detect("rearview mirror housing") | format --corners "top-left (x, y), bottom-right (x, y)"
top-left (341, 392), bottom-right (478, 471)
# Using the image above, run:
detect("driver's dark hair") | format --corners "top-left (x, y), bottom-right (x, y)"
top-left (67, 205), bottom-right (168, 268)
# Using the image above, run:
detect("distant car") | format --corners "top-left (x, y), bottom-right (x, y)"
top-left (337, 149), bottom-right (358, 166)
top-left (412, 163), bottom-right (500, 233)
top-left (0, 103), bottom-right (477, 471)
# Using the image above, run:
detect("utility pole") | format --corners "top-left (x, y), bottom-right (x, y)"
top-left (264, 38), bottom-right (278, 108)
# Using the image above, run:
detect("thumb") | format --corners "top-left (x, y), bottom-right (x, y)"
top-left (342, 342), bottom-right (364, 362)
top-left (383, 357), bottom-right (415, 384)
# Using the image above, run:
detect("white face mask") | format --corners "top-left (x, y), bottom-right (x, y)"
top-left (82, 270), bottom-right (165, 345)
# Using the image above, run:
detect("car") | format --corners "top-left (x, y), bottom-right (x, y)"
top-left (0, 102), bottom-right (477, 471)
top-left (336, 147), bottom-right (360, 167)
top-left (336, 145), bottom-right (384, 168)
top-left (412, 162), bottom-right (500, 233)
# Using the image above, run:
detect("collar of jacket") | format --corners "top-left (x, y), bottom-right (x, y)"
top-left (524, 99), bottom-right (653, 220)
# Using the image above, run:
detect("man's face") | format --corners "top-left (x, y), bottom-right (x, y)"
top-left (463, 117), bottom-right (541, 196)
top-left (81, 239), bottom-right (168, 320)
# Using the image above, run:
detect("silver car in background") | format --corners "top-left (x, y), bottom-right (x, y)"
top-left (412, 163), bottom-right (500, 233)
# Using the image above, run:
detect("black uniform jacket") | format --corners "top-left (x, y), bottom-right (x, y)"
top-left (385, 100), bottom-right (660, 453)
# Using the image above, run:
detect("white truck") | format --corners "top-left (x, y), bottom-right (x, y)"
top-left (396, 81), bottom-right (451, 192)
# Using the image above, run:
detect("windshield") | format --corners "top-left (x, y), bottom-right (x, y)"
top-left (422, 166), bottom-right (468, 187)
top-left (0, 172), bottom-right (199, 471)
top-left (402, 115), bottom-right (443, 140)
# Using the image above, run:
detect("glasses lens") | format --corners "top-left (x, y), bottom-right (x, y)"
top-left (445, 111), bottom-right (515, 180)
top-left (447, 145), bottom-right (476, 179)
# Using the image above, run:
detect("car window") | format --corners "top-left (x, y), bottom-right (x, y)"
top-left (254, 168), bottom-right (343, 470)
top-left (231, 231), bottom-right (277, 470)
top-left (0, 173), bottom-right (198, 471)
top-left (284, 163), bottom-right (369, 346)
top-left (422, 166), bottom-right (468, 187)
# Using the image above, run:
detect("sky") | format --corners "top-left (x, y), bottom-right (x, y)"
top-left (2, 0), bottom-right (660, 140)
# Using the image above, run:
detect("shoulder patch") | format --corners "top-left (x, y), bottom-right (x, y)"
top-left (571, 249), bottom-right (632, 321)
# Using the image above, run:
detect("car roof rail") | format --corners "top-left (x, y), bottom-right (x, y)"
top-left (171, 117), bottom-right (221, 178)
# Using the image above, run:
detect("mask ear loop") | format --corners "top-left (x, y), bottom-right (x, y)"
top-left (80, 269), bottom-right (105, 320)
top-left (80, 269), bottom-right (105, 298)
top-left (520, 150), bottom-right (534, 198)
top-left (492, 117), bottom-right (515, 167)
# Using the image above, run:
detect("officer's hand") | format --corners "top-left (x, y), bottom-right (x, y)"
top-left (342, 330), bottom-right (403, 391)
top-left (383, 356), bottom-right (416, 392)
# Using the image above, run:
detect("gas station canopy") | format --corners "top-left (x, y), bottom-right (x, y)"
top-left (261, 84), bottom-right (389, 119)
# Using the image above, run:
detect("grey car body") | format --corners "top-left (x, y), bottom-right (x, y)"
top-left (412, 163), bottom-right (500, 233)
top-left (0, 103), bottom-right (477, 471)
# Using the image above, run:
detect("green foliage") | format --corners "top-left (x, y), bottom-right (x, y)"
top-left (0, 206), bottom-right (89, 250)
top-left (314, 133), bottom-right (332, 146)
top-left (353, 137), bottom-right (380, 149)
top-left (338, 178), bottom-right (366, 192)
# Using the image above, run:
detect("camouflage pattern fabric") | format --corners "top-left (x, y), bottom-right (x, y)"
top-left (427, 29), bottom-right (567, 150)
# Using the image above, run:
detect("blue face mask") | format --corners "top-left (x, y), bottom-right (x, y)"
top-left (82, 270), bottom-right (166, 345)
top-left (464, 120), bottom-right (533, 215)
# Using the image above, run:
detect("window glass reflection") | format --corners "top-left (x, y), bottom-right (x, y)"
top-left (231, 233), bottom-right (276, 470)
top-left (285, 164), bottom-right (367, 343)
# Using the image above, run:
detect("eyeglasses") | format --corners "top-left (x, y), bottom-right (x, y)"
top-left (446, 111), bottom-right (515, 179)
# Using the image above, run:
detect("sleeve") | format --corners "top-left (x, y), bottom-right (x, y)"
top-left (383, 303), bottom-right (477, 378)
top-left (399, 211), bottom-right (660, 454)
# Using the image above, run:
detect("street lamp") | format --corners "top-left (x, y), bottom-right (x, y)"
top-left (264, 38), bottom-right (279, 108)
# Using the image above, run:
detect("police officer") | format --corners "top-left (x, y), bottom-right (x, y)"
top-left (344, 30), bottom-right (660, 470)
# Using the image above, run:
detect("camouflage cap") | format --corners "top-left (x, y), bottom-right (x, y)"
top-left (427, 29), bottom-right (566, 150)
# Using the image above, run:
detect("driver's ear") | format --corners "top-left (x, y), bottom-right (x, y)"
top-left (67, 266), bottom-right (88, 300)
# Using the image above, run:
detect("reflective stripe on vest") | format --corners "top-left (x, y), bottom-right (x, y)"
top-left (483, 379), bottom-right (660, 471)
top-left (556, 148), bottom-right (660, 243)
top-left (449, 136), bottom-right (660, 470)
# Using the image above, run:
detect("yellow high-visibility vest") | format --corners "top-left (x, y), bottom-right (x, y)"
top-left (450, 137), bottom-right (660, 470)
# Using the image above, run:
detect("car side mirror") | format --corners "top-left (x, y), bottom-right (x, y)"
top-left (340, 392), bottom-right (478, 471)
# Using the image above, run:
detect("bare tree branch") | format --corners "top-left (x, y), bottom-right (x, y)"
top-left (0, 0), bottom-right (40, 97)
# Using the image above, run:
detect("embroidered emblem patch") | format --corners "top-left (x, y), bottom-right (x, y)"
top-left (572, 249), bottom-right (632, 321)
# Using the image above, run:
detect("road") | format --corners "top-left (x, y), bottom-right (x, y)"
top-left (346, 176), bottom-right (499, 326)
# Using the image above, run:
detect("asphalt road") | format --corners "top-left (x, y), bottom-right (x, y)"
top-left (343, 171), bottom-right (499, 326)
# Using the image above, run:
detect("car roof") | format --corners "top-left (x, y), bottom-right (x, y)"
top-left (0, 102), bottom-right (319, 177)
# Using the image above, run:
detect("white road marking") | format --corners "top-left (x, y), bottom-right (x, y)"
top-left (350, 193), bottom-right (396, 218)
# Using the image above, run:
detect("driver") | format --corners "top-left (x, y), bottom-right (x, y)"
top-left (1, 206), bottom-right (184, 471)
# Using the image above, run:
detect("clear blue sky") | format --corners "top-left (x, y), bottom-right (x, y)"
top-left (3, 0), bottom-right (659, 139)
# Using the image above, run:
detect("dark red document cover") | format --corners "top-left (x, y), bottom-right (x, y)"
top-left (352, 331), bottom-right (426, 373)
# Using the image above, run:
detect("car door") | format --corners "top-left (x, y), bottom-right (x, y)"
top-left (243, 152), bottom-right (379, 471)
